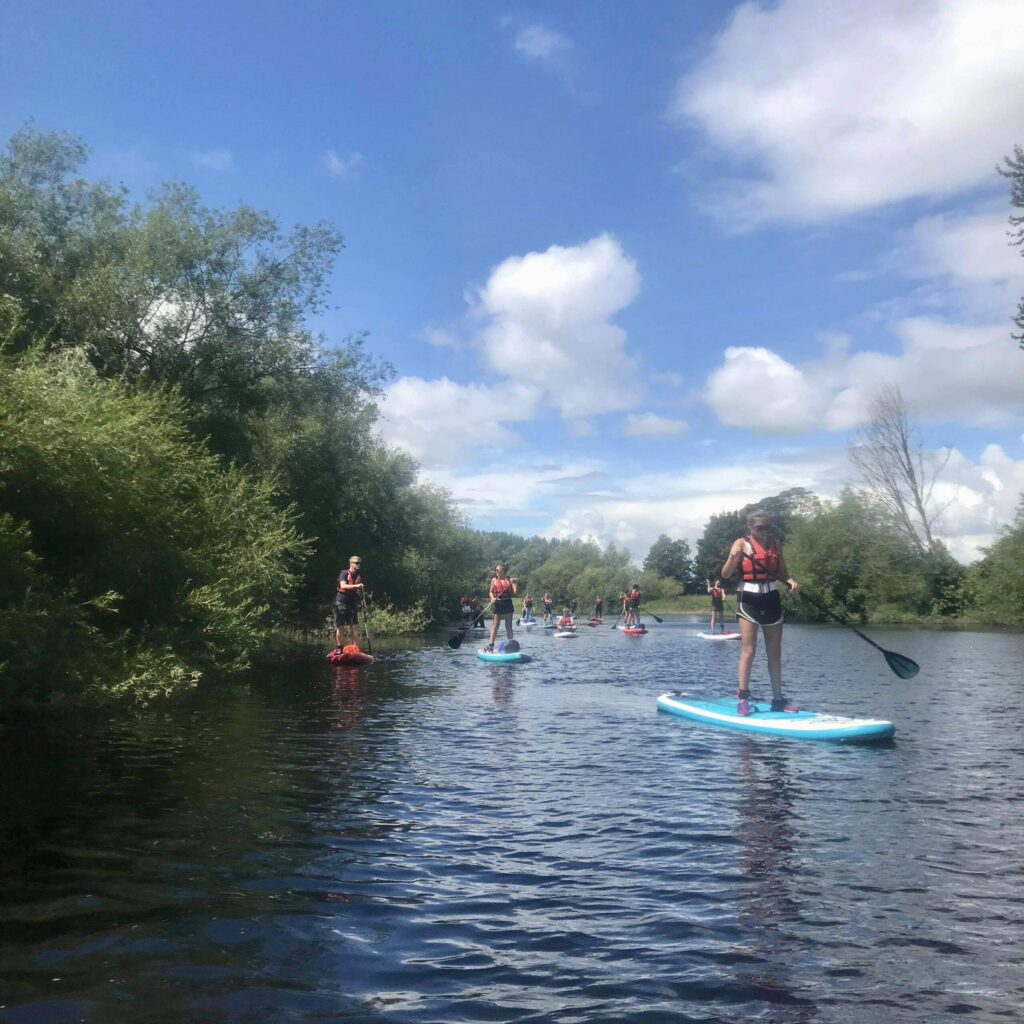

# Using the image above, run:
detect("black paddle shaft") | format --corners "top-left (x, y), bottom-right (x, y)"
top-left (801, 591), bottom-right (919, 679)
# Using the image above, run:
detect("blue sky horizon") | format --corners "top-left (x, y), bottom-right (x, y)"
top-left (4, 0), bottom-right (1024, 564)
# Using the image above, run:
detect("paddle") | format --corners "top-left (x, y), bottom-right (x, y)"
top-left (449, 601), bottom-right (493, 649)
top-left (800, 591), bottom-right (919, 679)
top-left (642, 611), bottom-right (664, 624)
top-left (360, 593), bottom-right (373, 655)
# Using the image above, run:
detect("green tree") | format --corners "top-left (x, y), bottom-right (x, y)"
top-left (643, 534), bottom-right (693, 590)
top-left (783, 489), bottom-right (932, 620)
top-left (0, 348), bottom-right (308, 703)
top-left (967, 495), bottom-right (1024, 622)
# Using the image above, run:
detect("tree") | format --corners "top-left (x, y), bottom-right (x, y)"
top-left (643, 534), bottom-right (693, 589)
top-left (0, 348), bottom-right (308, 703)
top-left (968, 495), bottom-right (1024, 621)
top-left (848, 384), bottom-right (951, 558)
top-left (998, 145), bottom-right (1024, 348)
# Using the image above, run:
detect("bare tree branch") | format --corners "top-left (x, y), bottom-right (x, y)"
top-left (849, 384), bottom-right (953, 557)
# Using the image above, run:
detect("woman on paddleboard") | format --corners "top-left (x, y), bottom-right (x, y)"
top-left (486, 565), bottom-right (519, 651)
top-left (721, 511), bottom-right (800, 716)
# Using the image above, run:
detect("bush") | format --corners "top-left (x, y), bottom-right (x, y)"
top-left (0, 347), bottom-right (309, 704)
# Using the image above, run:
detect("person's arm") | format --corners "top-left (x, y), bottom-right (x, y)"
top-left (721, 539), bottom-right (745, 580)
top-left (777, 546), bottom-right (799, 592)
top-left (510, 577), bottom-right (518, 595)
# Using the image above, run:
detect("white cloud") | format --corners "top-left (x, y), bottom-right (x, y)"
top-left (190, 148), bottom-right (232, 172)
top-left (471, 233), bottom-right (643, 420)
top-left (624, 413), bottom-right (689, 437)
top-left (514, 23), bottom-right (572, 63)
top-left (323, 149), bottom-right (363, 179)
top-left (376, 377), bottom-right (541, 467)
top-left (888, 207), bottom-right (1024, 317)
top-left (704, 319), bottom-right (1024, 434)
top-left (673, 0), bottom-right (1024, 225)
top-left (426, 441), bottom-right (1024, 565)
top-left (704, 346), bottom-right (825, 433)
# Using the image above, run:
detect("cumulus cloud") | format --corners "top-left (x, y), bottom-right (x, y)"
top-left (624, 413), bottom-right (689, 437)
top-left (323, 149), bottom-right (363, 179)
top-left (673, 0), bottom-right (1024, 225)
top-left (704, 318), bottom-right (1024, 434)
top-left (376, 377), bottom-right (541, 467)
top-left (471, 233), bottom-right (643, 419)
top-left (704, 346), bottom-right (825, 433)
top-left (190, 148), bottom-right (232, 172)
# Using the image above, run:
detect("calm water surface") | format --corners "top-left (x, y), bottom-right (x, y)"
top-left (2, 617), bottom-right (1023, 1023)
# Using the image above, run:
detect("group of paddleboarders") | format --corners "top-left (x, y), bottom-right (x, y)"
top-left (329, 508), bottom-right (801, 716)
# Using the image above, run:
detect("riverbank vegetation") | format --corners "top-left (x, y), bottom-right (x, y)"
top-left (1, 126), bottom-right (1021, 706)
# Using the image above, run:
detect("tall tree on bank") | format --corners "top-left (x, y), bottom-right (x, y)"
top-left (998, 144), bottom-right (1024, 349)
top-left (848, 385), bottom-right (950, 558)
top-left (643, 534), bottom-right (694, 591)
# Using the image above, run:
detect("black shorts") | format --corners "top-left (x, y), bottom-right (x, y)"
top-left (334, 604), bottom-right (358, 627)
top-left (493, 597), bottom-right (514, 616)
top-left (736, 588), bottom-right (783, 627)
top-left (711, 599), bottom-right (724, 611)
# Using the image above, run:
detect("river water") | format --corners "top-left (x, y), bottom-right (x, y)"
top-left (1, 616), bottom-right (1022, 1023)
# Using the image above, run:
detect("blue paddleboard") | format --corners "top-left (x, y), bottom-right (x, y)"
top-left (656, 692), bottom-right (894, 743)
top-left (477, 643), bottom-right (526, 663)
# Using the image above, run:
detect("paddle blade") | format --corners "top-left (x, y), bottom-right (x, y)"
top-left (448, 630), bottom-right (466, 649)
top-left (884, 649), bottom-right (919, 679)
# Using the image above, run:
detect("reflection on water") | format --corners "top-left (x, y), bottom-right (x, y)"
top-left (1, 622), bottom-right (1023, 1023)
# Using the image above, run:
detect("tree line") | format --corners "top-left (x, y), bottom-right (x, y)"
top-left (1, 126), bottom-right (1021, 706)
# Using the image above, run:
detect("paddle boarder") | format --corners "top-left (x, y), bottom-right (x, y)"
top-left (721, 510), bottom-right (800, 715)
top-left (522, 593), bottom-right (535, 622)
top-left (707, 578), bottom-right (725, 634)
top-left (334, 555), bottom-right (365, 651)
top-left (594, 594), bottom-right (603, 618)
top-left (627, 584), bottom-right (641, 625)
top-left (460, 595), bottom-right (473, 627)
top-left (542, 593), bottom-right (554, 623)
top-left (485, 565), bottom-right (519, 651)
top-left (556, 607), bottom-right (576, 631)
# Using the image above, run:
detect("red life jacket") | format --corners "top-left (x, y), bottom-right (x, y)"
top-left (628, 589), bottom-right (640, 602)
top-left (338, 569), bottom-right (361, 592)
top-left (710, 587), bottom-right (724, 600)
top-left (493, 577), bottom-right (513, 600)
top-left (740, 537), bottom-right (779, 582)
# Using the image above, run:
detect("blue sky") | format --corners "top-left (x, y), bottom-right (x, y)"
top-left (4, 0), bottom-right (1024, 563)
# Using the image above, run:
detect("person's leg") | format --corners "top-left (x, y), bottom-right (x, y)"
top-left (737, 616), bottom-right (759, 712)
top-left (763, 622), bottom-right (784, 700)
top-left (710, 608), bottom-right (718, 632)
top-left (504, 613), bottom-right (514, 640)
top-left (488, 613), bottom-right (500, 649)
